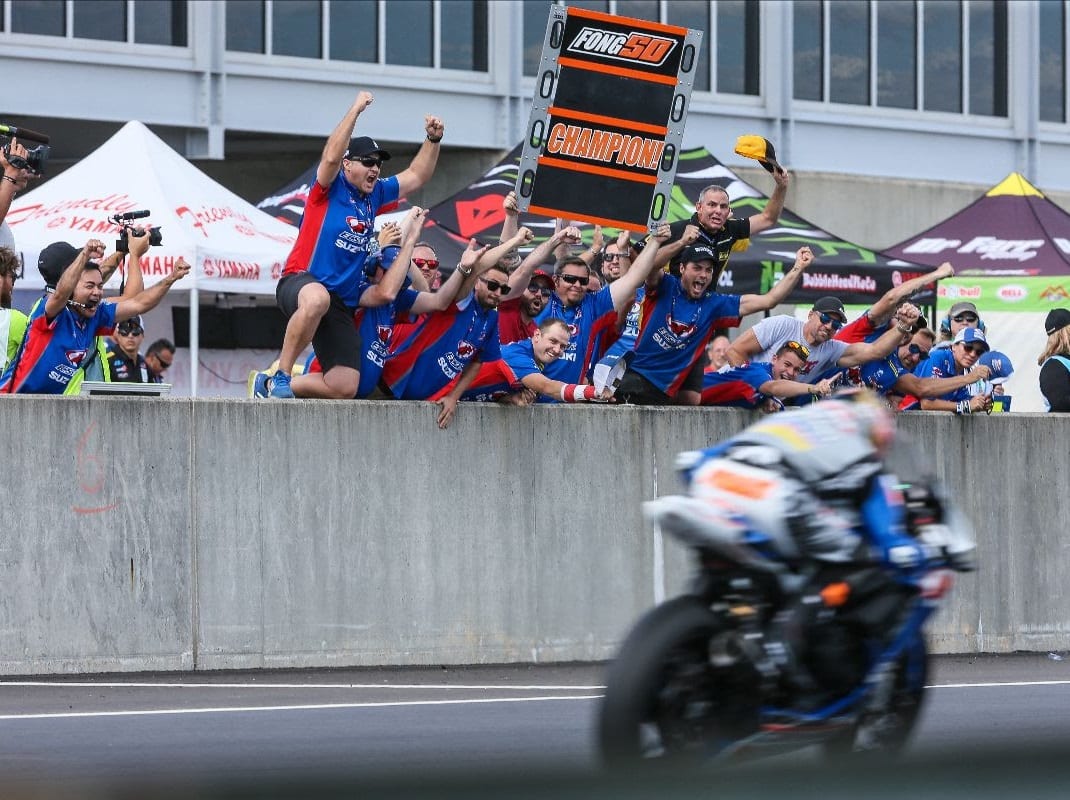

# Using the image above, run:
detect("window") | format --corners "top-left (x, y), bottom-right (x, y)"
top-left (1040, 0), bottom-right (1066, 123)
top-left (615, 0), bottom-right (659, 23)
top-left (134, 0), bottom-right (187, 46)
top-left (668, 1), bottom-right (710, 92)
top-left (523, 0), bottom-right (549, 77)
top-left (923, 0), bottom-right (962, 112)
top-left (829, 0), bottom-right (869, 105)
top-left (11, 0), bottom-right (66, 36)
top-left (226, 0), bottom-right (265, 53)
top-left (717, 1), bottom-right (759, 95)
top-left (440, 0), bottom-right (488, 71)
top-left (877, 1), bottom-right (916, 109)
top-left (793, 1), bottom-right (822, 101)
top-left (273, 0), bottom-right (321, 58)
top-left (386, 0), bottom-right (432, 67)
top-left (968, 0), bottom-right (1007, 117)
top-left (329, 0), bottom-right (376, 63)
top-left (73, 0), bottom-right (126, 42)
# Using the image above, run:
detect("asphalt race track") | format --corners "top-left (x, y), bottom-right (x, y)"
top-left (1, 653), bottom-right (1069, 798)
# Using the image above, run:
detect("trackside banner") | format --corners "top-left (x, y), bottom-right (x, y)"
top-left (517, 5), bottom-right (703, 233)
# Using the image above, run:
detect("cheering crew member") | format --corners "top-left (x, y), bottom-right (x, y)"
top-left (264, 88), bottom-right (445, 399)
top-left (532, 222), bottom-right (673, 387)
top-left (653, 168), bottom-right (789, 284)
top-left (834, 263), bottom-right (953, 344)
top-left (430, 318), bottom-right (612, 406)
top-left (616, 245), bottom-right (813, 406)
top-left (0, 239), bottom-right (188, 394)
top-left (701, 340), bottom-right (834, 410)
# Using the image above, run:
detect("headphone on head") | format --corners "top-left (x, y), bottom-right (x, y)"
top-left (939, 311), bottom-right (986, 337)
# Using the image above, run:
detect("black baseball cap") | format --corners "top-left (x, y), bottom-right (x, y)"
top-left (680, 244), bottom-right (718, 266)
top-left (37, 241), bottom-right (81, 288)
top-left (812, 296), bottom-right (847, 321)
top-left (346, 136), bottom-right (391, 161)
top-left (1045, 307), bottom-right (1070, 336)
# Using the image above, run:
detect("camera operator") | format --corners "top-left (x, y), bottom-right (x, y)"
top-left (0, 137), bottom-right (39, 250)
top-left (0, 230), bottom-right (188, 394)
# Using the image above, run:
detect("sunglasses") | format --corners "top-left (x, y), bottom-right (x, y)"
top-left (602, 252), bottom-right (623, 262)
top-left (356, 156), bottom-right (383, 168)
top-left (783, 340), bottom-right (811, 359)
top-left (413, 258), bottom-right (439, 271)
top-left (952, 313), bottom-right (978, 324)
top-left (559, 274), bottom-right (590, 286)
top-left (527, 284), bottom-right (552, 297)
top-left (152, 353), bottom-right (173, 369)
top-left (959, 343), bottom-right (986, 355)
top-left (907, 343), bottom-right (930, 358)
top-left (117, 326), bottom-right (144, 336)
top-left (479, 277), bottom-right (509, 293)
top-left (817, 312), bottom-right (844, 331)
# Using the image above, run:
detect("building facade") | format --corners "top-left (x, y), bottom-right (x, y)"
top-left (3, 0), bottom-right (1070, 246)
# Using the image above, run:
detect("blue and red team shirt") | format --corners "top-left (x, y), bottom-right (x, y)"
top-left (899, 349), bottom-right (976, 410)
top-left (430, 339), bottom-right (544, 402)
top-left (630, 275), bottom-right (742, 396)
top-left (304, 287), bottom-right (420, 398)
top-left (700, 362), bottom-right (774, 408)
top-left (809, 350), bottom-right (907, 397)
top-left (282, 172), bottom-right (400, 308)
top-left (0, 300), bottom-right (116, 394)
top-left (834, 310), bottom-right (882, 344)
top-left (533, 288), bottom-right (617, 384)
top-left (383, 291), bottom-right (501, 400)
top-left (599, 287), bottom-right (644, 361)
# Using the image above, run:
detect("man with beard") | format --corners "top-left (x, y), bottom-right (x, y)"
top-left (725, 295), bottom-right (911, 385)
top-left (430, 318), bottom-right (612, 406)
top-left (0, 239), bottom-right (188, 394)
top-left (616, 246), bottom-right (814, 406)
top-left (497, 269), bottom-right (554, 345)
top-left (383, 262), bottom-right (512, 428)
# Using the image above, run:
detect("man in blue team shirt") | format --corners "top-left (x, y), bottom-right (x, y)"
top-left (904, 327), bottom-right (994, 414)
top-left (616, 245), bottom-right (813, 405)
top-left (531, 222), bottom-right (673, 388)
top-left (701, 340), bottom-right (834, 410)
top-left (0, 238), bottom-right (189, 394)
top-left (263, 89), bottom-right (445, 400)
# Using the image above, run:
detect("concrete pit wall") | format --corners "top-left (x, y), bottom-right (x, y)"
top-left (0, 397), bottom-right (1064, 675)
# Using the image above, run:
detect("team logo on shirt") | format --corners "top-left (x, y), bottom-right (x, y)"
top-left (457, 340), bottom-right (476, 359)
top-left (666, 314), bottom-right (696, 338)
top-left (567, 323), bottom-right (579, 337)
top-left (66, 349), bottom-right (88, 366)
top-left (345, 216), bottom-right (367, 234)
top-left (377, 325), bottom-right (392, 344)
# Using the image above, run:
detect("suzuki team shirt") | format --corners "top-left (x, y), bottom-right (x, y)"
top-left (534, 288), bottom-right (617, 384)
top-left (700, 361), bottom-right (775, 408)
top-left (430, 339), bottom-right (545, 402)
top-left (383, 291), bottom-right (501, 400)
top-left (1, 301), bottom-right (116, 394)
top-left (629, 274), bottom-right (741, 396)
top-left (282, 172), bottom-right (400, 308)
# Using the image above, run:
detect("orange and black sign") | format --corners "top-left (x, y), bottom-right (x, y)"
top-left (517, 5), bottom-right (702, 233)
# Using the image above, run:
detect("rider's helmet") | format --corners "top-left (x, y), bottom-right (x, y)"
top-left (831, 387), bottom-right (896, 456)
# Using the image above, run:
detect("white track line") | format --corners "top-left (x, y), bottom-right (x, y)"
top-left (0, 694), bottom-right (602, 721)
top-left (0, 681), bottom-right (606, 690)
top-left (927, 680), bottom-right (1070, 689)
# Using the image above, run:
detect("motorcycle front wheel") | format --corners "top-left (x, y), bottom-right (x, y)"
top-left (599, 595), bottom-right (753, 766)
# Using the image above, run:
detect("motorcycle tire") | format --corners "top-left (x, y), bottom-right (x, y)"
top-left (823, 637), bottom-right (930, 759)
top-left (599, 595), bottom-right (737, 766)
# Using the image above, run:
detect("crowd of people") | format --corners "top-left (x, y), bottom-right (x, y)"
top-left (2, 91), bottom-right (1069, 415)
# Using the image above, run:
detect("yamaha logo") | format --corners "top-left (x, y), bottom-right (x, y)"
top-left (566, 27), bottom-right (677, 67)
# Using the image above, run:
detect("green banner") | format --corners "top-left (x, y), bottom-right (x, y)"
top-left (937, 277), bottom-right (1070, 313)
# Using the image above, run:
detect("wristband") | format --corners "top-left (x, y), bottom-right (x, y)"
top-left (561, 383), bottom-right (596, 403)
top-left (456, 262), bottom-right (472, 276)
top-left (896, 322), bottom-right (913, 334)
top-left (956, 399), bottom-right (971, 415)
top-left (426, 133), bottom-right (443, 143)
top-left (1, 175), bottom-right (16, 185)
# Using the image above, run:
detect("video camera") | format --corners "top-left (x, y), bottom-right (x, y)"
top-left (0, 123), bottom-right (51, 176)
top-left (109, 210), bottom-right (163, 254)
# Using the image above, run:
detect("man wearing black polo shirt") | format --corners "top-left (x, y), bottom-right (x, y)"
top-left (654, 166), bottom-right (790, 287)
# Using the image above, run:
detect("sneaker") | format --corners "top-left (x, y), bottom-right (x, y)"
top-left (268, 369), bottom-right (294, 399)
top-left (249, 370), bottom-right (271, 398)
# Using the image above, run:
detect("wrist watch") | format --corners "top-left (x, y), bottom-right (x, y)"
top-left (456, 263), bottom-right (472, 276)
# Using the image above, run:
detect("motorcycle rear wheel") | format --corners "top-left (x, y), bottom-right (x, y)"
top-left (599, 595), bottom-right (746, 766)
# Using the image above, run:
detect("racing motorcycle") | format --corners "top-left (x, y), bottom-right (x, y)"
top-left (598, 450), bottom-right (975, 765)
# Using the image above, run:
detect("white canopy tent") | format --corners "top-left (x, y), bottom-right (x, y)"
top-left (5, 121), bottom-right (296, 395)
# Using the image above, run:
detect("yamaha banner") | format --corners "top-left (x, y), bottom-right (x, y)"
top-left (517, 5), bottom-right (703, 233)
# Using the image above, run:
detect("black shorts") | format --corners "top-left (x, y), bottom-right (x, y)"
top-left (616, 369), bottom-right (674, 405)
top-left (276, 271), bottom-right (362, 372)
